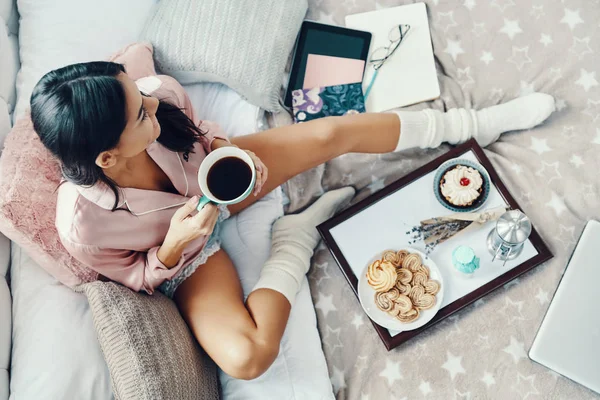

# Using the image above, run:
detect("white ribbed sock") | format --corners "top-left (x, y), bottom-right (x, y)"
top-left (392, 93), bottom-right (556, 151)
top-left (252, 187), bottom-right (355, 306)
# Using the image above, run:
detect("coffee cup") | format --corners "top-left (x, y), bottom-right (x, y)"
top-left (196, 147), bottom-right (256, 211)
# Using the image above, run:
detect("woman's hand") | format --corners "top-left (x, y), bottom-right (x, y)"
top-left (165, 196), bottom-right (220, 246)
top-left (242, 149), bottom-right (268, 196)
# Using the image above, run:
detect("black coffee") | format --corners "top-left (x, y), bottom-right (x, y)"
top-left (206, 157), bottom-right (252, 201)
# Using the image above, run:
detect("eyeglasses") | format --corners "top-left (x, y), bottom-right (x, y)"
top-left (364, 24), bottom-right (411, 101)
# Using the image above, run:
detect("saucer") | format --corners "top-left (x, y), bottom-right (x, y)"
top-left (433, 158), bottom-right (491, 213)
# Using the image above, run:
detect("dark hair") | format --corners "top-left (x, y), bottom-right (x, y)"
top-left (30, 61), bottom-right (204, 210)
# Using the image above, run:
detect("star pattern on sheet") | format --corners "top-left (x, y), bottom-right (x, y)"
top-left (512, 373), bottom-right (540, 399)
top-left (471, 22), bottom-right (487, 37)
top-left (315, 292), bottom-right (337, 318)
top-left (546, 192), bottom-right (567, 217)
top-left (503, 336), bottom-right (528, 363)
top-left (499, 19), bottom-right (522, 40)
top-left (355, 355), bottom-right (369, 374)
top-left (351, 312), bottom-right (365, 330)
top-left (539, 33), bottom-right (553, 47)
top-left (557, 224), bottom-right (577, 248)
top-left (311, 261), bottom-right (331, 286)
top-left (323, 325), bottom-right (344, 354)
top-left (491, 0), bottom-right (515, 12)
top-left (437, 11), bottom-right (458, 33)
top-left (582, 99), bottom-right (600, 122)
top-left (560, 8), bottom-right (583, 30)
top-left (444, 39), bottom-right (465, 61)
top-left (507, 46), bottom-right (532, 70)
top-left (519, 190), bottom-right (533, 205)
top-left (530, 4), bottom-right (544, 19)
top-left (575, 69), bottom-right (598, 92)
top-left (535, 161), bottom-right (561, 184)
top-left (535, 287), bottom-right (550, 305)
top-left (442, 352), bottom-right (466, 380)
top-left (593, 128), bottom-right (600, 144)
top-left (444, 315), bottom-right (462, 340)
top-left (476, 334), bottom-right (491, 350)
top-left (330, 366), bottom-right (347, 393)
top-left (464, 0), bottom-right (476, 10)
top-left (569, 36), bottom-right (593, 60)
top-left (379, 360), bottom-right (403, 385)
top-left (529, 137), bottom-right (551, 154)
top-left (499, 296), bottom-right (525, 324)
top-left (480, 51), bottom-right (494, 65)
top-left (368, 175), bottom-right (385, 193)
top-left (510, 163), bottom-right (522, 175)
top-left (569, 154), bottom-right (584, 168)
top-left (457, 67), bottom-right (475, 89)
top-left (341, 173), bottom-right (354, 185)
top-left (419, 381), bottom-right (433, 396)
top-left (561, 125), bottom-right (576, 139)
top-left (481, 371), bottom-right (496, 388)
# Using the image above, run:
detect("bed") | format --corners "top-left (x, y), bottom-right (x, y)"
top-left (2, 0), bottom-right (599, 399)
top-left (282, 0), bottom-right (600, 399)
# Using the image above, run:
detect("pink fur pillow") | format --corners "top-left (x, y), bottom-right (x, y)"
top-left (0, 43), bottom-right (158, 287)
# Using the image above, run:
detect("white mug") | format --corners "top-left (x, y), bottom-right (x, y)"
top-left (196, 147), bottom-right (256, 211)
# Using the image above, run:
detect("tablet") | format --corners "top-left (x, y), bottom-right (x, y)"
top-left (284, 21), bottom-right (372, 108)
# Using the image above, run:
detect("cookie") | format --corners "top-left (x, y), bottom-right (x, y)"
top-left (367, 260), bottom-right (398, 292)
top-left (382, 250), bottom-right (402, 267)
top-left (412, 271), bottom-right (428, 287)
top-left (396, 250), bottom-right (409, 265)
top-left (402, 253), bottom-right (423, 273)
top-left (423, 279), bottom-right (441, 295)
top-left (397, 308), bottom-right (420, 323)
top-left (395, 281), bottom-right (412, 295)
top-left (396, 267), bottom-right (413, 285)
top-left (374, 287), bottom-right (402, 313)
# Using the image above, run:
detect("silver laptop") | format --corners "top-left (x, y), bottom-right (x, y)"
top-left (529, 220), bottom-right (600, 394)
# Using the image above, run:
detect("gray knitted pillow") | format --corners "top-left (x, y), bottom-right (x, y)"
top-left (142, 0), bottom-right (308, 112)
top-left (81, 281), bottom-right (220, 400)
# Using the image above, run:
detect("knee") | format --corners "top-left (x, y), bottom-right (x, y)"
top-left (219, 336), bottom-right (280, 380)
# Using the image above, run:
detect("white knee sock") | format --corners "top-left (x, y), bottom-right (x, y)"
top-left (392, 93), bottom-right (556, 151)
top-left (252, 187), bottom-right (355, 306)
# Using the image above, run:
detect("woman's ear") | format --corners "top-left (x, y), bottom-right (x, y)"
top-left (95, 150), bottom-right (118, 169)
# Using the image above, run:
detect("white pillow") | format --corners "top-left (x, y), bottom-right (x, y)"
top-left (14, 0), bottom-right (157, 119)
top-left (9, 244), bottom-right (113, 399)
top-left (184, 82), bottom-right (265, 138)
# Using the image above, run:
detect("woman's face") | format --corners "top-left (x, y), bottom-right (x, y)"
top-left (95, 72), bottom-right (161, 168)
top-left (116, 72), bottom-right (161, 157)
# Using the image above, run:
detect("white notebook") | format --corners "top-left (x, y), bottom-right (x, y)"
top-left (345, 2), bottom-right (440, 112)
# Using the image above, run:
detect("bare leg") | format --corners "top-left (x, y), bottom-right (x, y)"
top-left (174, 249), bottom-right (291, 380)
top-left (229, 113), bottom-right (400, 214)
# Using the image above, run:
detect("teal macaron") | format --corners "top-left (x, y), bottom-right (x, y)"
top-left (452, 246), bottom-right (480, 274)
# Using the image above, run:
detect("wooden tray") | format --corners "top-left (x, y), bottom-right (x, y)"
top-left (317, 139), bottom-right (553, 350)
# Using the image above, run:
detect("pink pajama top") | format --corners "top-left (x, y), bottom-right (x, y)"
top-left (55, 75), bottom-right (229, 294)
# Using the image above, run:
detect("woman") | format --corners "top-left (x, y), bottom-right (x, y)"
top-left (31, 61), bottom-right (555, 380)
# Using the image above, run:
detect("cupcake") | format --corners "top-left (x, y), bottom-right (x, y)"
top-left (451, 246), bottom-right (480, 278)
top-left (439, 165), bottom-right (483, 208)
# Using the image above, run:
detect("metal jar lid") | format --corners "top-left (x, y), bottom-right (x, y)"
top-left (495, 210), bottom-right (532, 245)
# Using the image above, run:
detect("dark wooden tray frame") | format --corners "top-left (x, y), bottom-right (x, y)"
top-left (317, 139), bottom-right (553, 351)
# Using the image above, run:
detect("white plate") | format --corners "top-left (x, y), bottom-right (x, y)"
top-left (358, 248), bottom-right (445, 332)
